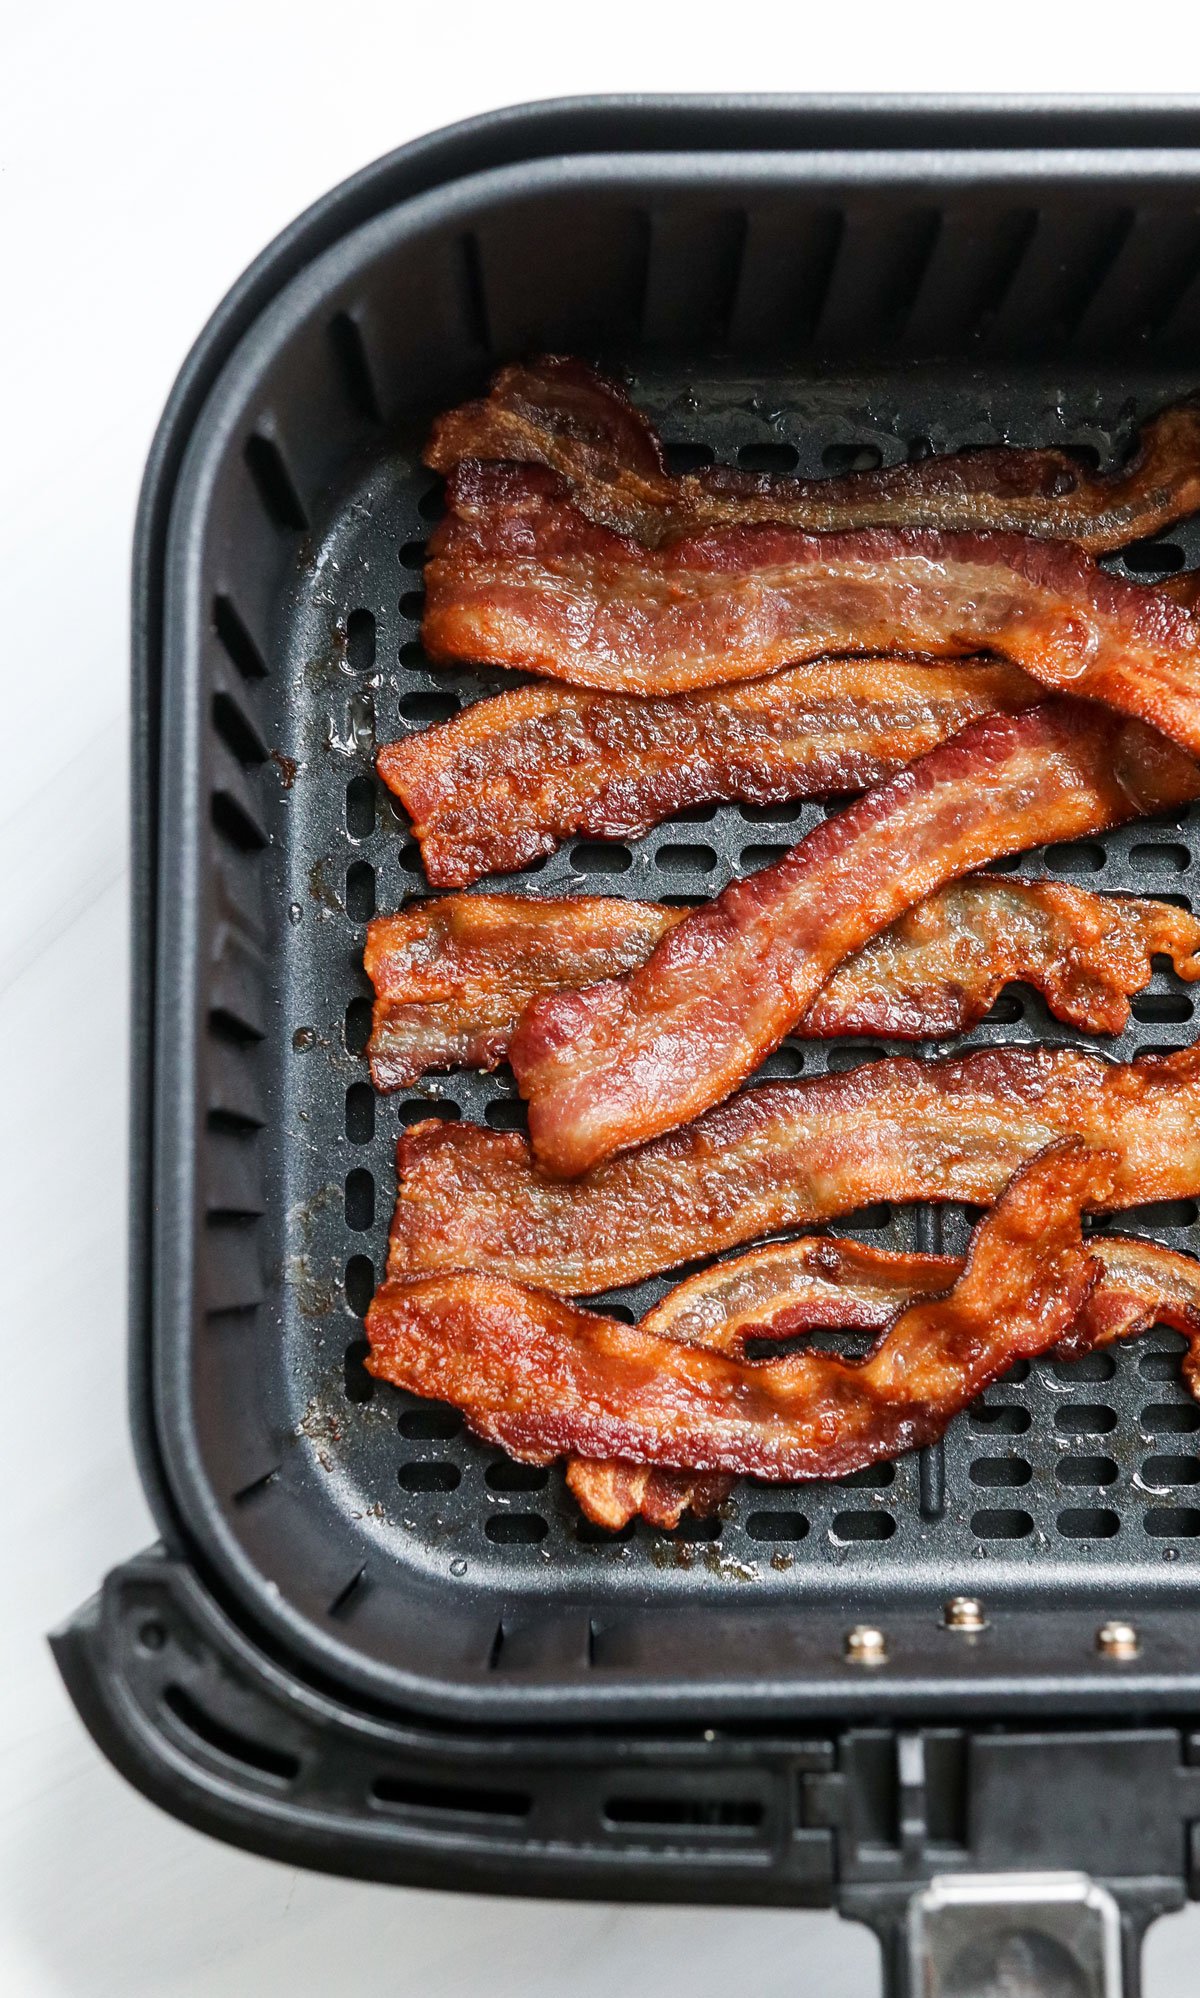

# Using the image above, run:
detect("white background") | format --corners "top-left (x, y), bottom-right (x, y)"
top-left (5, 5), bottom-right (1200, 1991)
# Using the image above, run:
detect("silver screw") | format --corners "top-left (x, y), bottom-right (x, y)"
top-left (1096, 1618), bottom-right (1140, 1660)
top-left (942, 1596), bottom-right (988, 1633)
top-left (845, 1624), bottom-right (888, 1666)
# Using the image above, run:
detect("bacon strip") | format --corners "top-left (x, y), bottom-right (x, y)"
top-left (510, 704), bottom-right (1200, 1175)
top-left (567, 1236), bottom-right (962, 1529)
top-left (425, 358), bottom-right (1200, 554)
top-left (365, 881), bottom-right (1200, 1089)
top-left (386, 1044), bottom-right (1200, 1296)
top-left (367, 1144), bottom-right (1109, 1484)
top-left (365, 896), bottom-right (679, 1091)
top-left (377, 658), bottom-right (1038, 885)
top-left (566, 1228), bottom-right (1200, 1527)
top-left (566, 1462), bottom-right (738, 1533)
top-left (423, 462), bottom-right (1200, 754)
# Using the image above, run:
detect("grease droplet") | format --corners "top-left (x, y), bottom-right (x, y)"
top-left (292, 1026), bottom-right (316, 1051)
top-left (288, 902), bottom-right (302, 926)
top-left (449, 1557), bottom-right (468, 1577)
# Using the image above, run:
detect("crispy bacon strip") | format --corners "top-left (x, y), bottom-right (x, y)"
top-left (423, 462), bottom-right (1200, 753)
top-left (510, 703), bottom-right (1200, 1175)
top-left (566, 1463), bottom-right (738, 1533)
top-left (425, 358), bottom-right (1200, 554)
top-left (377, 657), bottom-right (1038, 886)
top-left (565, 1228), bottom-right (1200, 1527)
top-left (568, 1236), bottom-right (961, 1529)
top-left (365, 896), bottom-right (679, 1090)
top-left (386, 1044), bottom-right (1200, 1296)
top-left (367, 1144), bottom-right (1108, 1484)
top-left (364, 881), bottom-right (1200, 1089)
top-left (1162, 571), bottom-right (1200, 613)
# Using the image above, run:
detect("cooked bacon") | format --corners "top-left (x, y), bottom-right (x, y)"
top-left (425, 358), bottom-right (1200, 554)
top-left (565, 1236), bottom-right (961, 1528)
top-left (367, 1144), bottom-right (1110, 1484)
top-left (423, 462), bottom-right (1200, 754)
top-left (377, 657), bottom-right (1038, 885)
top-left (364, 881), bottom-right (1200, 1089)
top-left (365, 896), bottom-right (680, 1091)
top-left (807, 875), bottom-right (1200, 1041)
top-left (565, 1461), bottom-right (737, 1533)
top-left (565, 1227), bottom-right (1200, 1526)
top-left (1057, 1234), bottom-right (1200, 1391)
top-left (1162, 571), bottom-right (1200, 613)
top-left (509, 703), bottom-right (1200, 1175)
top-left (385, 1043), bottom-right (1200, 1295)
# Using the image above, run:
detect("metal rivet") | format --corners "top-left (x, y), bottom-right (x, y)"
top-left (1096, 1618), bottom-right (1140, 1660)
top-left (942, 1596), bottom-right (988, 1633)
top-left (845, 1624), bottom-right (888, 1666)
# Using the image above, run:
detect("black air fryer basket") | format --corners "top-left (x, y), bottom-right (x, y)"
top-left (56, 99), bottom-right (1200, 1995)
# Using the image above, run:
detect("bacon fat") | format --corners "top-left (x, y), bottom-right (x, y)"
top-left (377, 657), bottom-right (1039, 886)
top-left (509, 703), bottom-right (1200, 1175)
top-left (386, 1043), bottom-right (1200, 1295)
top-left (425, 357), bottom-right (1200, 554)
top-left (365, 881), bottom-right (1200, 1090)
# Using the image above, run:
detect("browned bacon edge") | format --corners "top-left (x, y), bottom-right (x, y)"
top-left (509, 703), bottom-right (1200, 1177)
top-left (364, 881), bottom-right (1200, 1091)
top-left (367, 1144), bottom-right (1118, 1493)
top-left (422, 461), bottom-right (1200, 755)
top-left (424, 357), bottom-right (1200, 554)
top-left (376, 657), bottom-right (1039, 885)
top-left (385, 1043), bottom-right (1200, 1296)
top-left (565, 1230), bottom-right (1200, 1527)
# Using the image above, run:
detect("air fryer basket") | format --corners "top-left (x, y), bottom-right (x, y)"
top-left (52, 99), bottom-right (1200, 1989)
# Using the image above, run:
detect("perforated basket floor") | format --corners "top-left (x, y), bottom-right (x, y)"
top-left (239, 364), bottom-right (1200, 1628)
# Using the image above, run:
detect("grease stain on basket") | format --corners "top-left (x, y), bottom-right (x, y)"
top-left (285, 1257), bottom-right (341, 1319)
top-left (271, 749), bottom-right (299, 789)
top-left (702, 1546), bottom-right (761, 1584)
top-left (308, 856), bottom-right (344, 916)
top-left (285, 1182), bottom-right (345, 1318)
top-left (294, 1399), bottom-right (343, 1447)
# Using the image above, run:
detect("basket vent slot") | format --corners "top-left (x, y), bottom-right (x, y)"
top-left (163, 1686), bottom-right (299, 1784)
top-left (458, 232), bottom-right (491, 351)
top-left (211, 788), bottom-right (267, 854)
top-left (328, 311), bottom-right (381, 422)
top-left (344, 607), bottom-right (376, 675)
top-left (213, 594), bottom-right (268, 679)
top-left (398, 1460), bottom-right (460, 1493)
top-left (1057, 1456), bottom-right (1118, 1487)
top-left (371, 1773), bottom-right (530, 1820)
top-left (244, 431), bottom-right (309, 533)
top-left (212, 691), bottom-right (267, 765)
top-left (485, 1514), bottom-right (549, 1545)
top-left (603, 1793), bottom-right (763, 1833)
top-left (970, 1509), bottom-right (1034, 1540)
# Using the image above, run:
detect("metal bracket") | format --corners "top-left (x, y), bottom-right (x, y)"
top-left (910, 1873), bottom-right (1123, 1997)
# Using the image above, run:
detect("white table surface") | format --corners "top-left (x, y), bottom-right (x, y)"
top-left (4, 9), bottom-right (1200, 1990)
